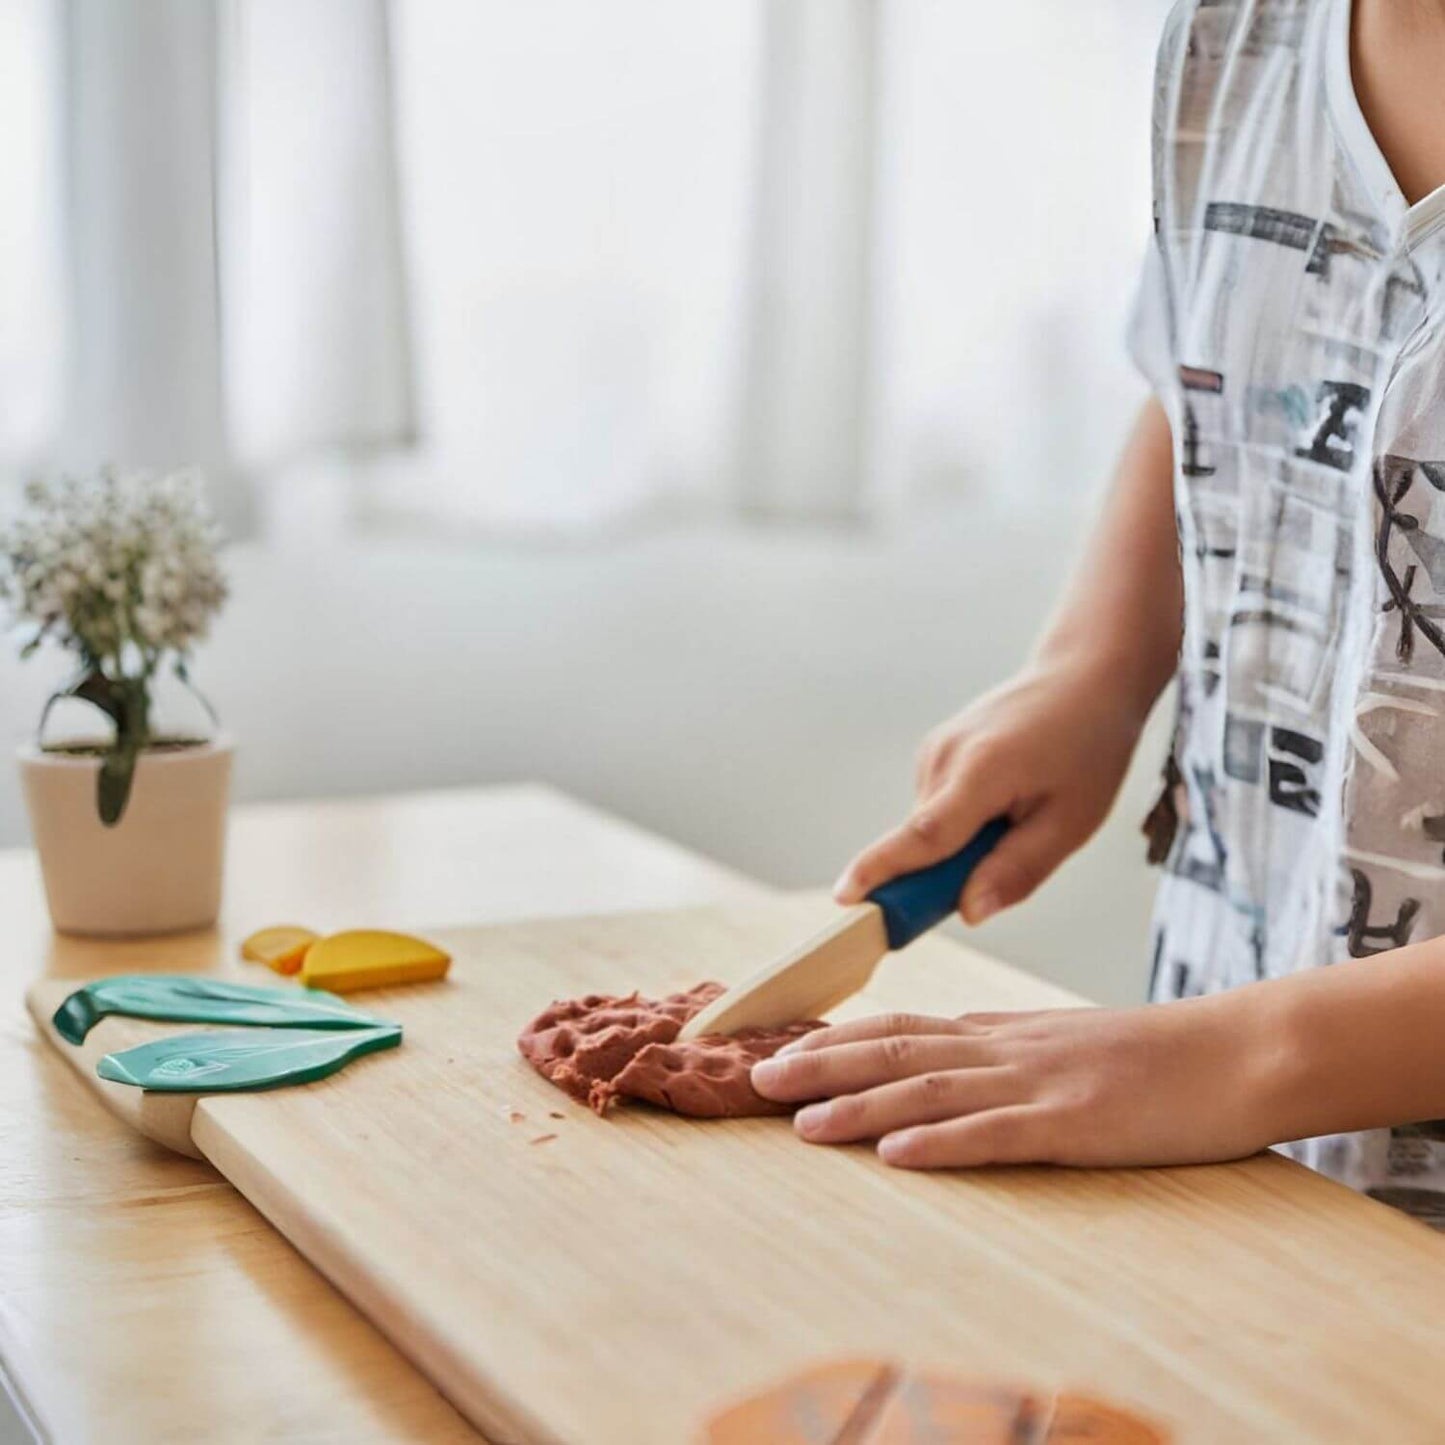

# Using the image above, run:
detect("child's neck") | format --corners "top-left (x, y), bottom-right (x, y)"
top-left (1352, 0), bottom-right (1445, 206)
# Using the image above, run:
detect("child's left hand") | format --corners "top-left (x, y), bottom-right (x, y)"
top-left (749, 997), bottom-right (1284, 1170)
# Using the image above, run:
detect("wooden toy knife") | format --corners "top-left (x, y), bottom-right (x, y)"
top-left (677, 817), bottom-right (1009, 1040)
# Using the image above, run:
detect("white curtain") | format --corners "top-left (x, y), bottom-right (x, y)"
top-left (59, 0), bottom-right (229, 510)
top-left (223, 0), bottom-right (414, 467)
top-left (0, 0), bottom-right (414, 534)
top-left (357, 0), bottom-right (764, 533)
top-left (2, 0), bottom-right (1167, 535)
top-left (360, 0), bottom-right (885, 532)
top-left (737, 0), bottom-right (879, 522)
top-left (0, 0), bottom-right (65, 466)
top-left (357, 0), bottom-right (1163, 532)
top-left (870, 0), bottom-right (1165, 517)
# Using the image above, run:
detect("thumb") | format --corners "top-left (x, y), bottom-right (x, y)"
top-left (960, 810), bottom-right (1078, 924)
top-left (834, 777), bottom-right (1007, 904)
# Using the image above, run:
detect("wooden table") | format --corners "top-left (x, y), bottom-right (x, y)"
top-left (0, 785), bottom-right (765, 1443)
top-left (11, 785), bottom-right (1445, 1444)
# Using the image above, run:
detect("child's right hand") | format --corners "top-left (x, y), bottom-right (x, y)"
top-left (833, 659), bottom-right (1146, 924)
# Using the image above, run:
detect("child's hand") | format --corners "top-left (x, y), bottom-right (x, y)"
top-left (833, 661), bottom-right (1145, 923)
top-left (750, 997), bottom-right (1280, 1169)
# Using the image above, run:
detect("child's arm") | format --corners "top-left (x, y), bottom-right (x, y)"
top-left (749, 937), bottom-right (1445, 1170)
top-left (834, 395), bottom-right (1182, 924)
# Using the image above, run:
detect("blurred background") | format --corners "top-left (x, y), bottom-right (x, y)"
top-left (0, 0), bottom-right (1174, 1004)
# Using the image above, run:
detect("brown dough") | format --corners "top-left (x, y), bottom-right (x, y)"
top-left (516, 982), bottom-right (822, 1119)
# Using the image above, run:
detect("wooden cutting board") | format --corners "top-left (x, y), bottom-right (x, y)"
top-left (27, 896), bottom-right (1445, 1445)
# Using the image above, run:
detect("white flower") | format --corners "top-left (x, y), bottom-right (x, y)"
top-left (0, 468), bottom-right (228, 671)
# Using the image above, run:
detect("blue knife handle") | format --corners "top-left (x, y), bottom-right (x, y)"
top-left (866, 816), bottom-right (1010, 950)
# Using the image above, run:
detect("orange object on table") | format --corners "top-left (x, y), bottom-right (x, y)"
top-left (703, 1359), bottom-right (1170, 1444)
top-left (239, 925), bottom-right (318, 975)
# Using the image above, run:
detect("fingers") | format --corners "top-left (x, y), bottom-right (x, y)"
top-left (751, 1032), bottom-right (989, 1104)
top-left (833, 772), bottom-right (1011, 905)
top-left (793, 1067), bottom-right (1020, 1144)
top-left (770, 1012), bottom-right (969, 1058)
top-left (878, 1106), bottom-right (1049, 1169)
top-left (959, 809), bottom-right (1081, 924)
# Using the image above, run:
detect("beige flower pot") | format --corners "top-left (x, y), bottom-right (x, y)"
top-left (19, 736), bottom-right (234, 936)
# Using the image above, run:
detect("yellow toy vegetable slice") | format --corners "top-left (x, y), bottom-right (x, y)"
top-left (240, 925), bottom-right (320, 976)
top-left (299, 929), bottom-right (451, 993)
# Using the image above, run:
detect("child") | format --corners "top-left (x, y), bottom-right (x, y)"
top-left (751, 0), bottom-right (1445, 1227)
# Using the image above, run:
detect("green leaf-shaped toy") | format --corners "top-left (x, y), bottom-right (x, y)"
top-left (96, 1025), bottom-right (402, 1092)
top-left (53, 974), bottom-right (387, 1045)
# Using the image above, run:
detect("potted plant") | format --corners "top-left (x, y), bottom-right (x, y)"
top-left (0, 470), bottom-right (232, 935)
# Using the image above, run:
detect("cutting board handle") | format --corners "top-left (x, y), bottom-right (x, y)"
top-left (866, 816), bottom-right (1009, 950)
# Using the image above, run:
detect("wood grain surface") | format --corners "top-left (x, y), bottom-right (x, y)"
top-left (30, 896), bottom-right (1445, 1445)
top-left (2, 784), bottom-right (764, 1444)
